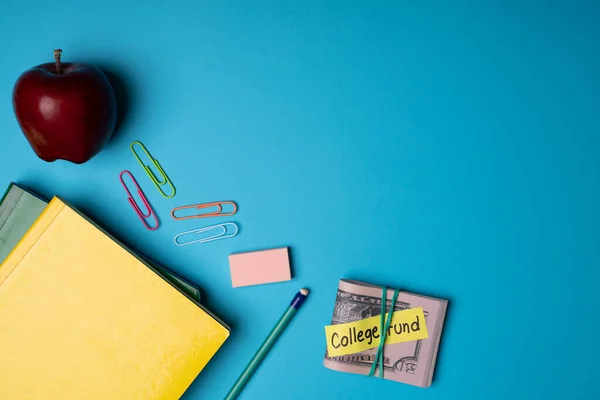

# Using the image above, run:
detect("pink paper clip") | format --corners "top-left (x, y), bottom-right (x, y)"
top-left (119, 170), bottom-right (159, 231)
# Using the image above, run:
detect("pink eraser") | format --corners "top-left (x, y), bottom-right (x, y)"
top-left (229, 247), bottom-right (292, 288)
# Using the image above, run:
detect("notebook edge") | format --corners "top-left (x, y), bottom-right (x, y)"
top-left (0, 198), bottom-right (64, 287)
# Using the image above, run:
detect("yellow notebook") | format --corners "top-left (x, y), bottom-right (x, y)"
top-left (0, 197), bottom-right (230, 400)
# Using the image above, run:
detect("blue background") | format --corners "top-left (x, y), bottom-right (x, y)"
top-left (1, 1), bottom-right (599, 399)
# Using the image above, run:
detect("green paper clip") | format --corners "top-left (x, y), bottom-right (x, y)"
top-left (130, 141), bottom-right (176, 199)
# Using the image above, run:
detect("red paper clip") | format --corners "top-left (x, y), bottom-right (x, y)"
top-left (119, 170), bottom-right (159, 231)
top-left (171, 201), bottom-right (237, 220)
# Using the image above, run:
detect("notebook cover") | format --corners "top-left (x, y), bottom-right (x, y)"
top-left (0, 183), bottom-right (201, 302)
top-left (0, 197), bottom-right (229, 399)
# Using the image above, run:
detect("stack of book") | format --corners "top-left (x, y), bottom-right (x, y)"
top-left (0, 183), bottom-right (230, 399)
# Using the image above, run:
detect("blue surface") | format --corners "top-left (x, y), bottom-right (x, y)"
top-left (1, 2), bottom-right (599, 399)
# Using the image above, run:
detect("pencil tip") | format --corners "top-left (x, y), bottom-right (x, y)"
top-left (300, 288), bottom-right (309, 296)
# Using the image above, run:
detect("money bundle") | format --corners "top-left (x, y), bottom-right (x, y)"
top-left (323, 279), bottom-right (448, 388)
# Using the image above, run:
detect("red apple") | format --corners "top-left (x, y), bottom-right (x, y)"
top-left (12, 49), bottom-right (117, 164)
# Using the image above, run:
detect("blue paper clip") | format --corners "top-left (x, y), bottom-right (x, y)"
top-left (174, 223), bottom-right (239, 246)
top-left (131, 141), bottom-right (176, 199)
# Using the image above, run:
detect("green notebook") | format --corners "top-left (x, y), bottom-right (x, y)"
top-left (0, 183), bottom-right (47, 263)
top-left (0, 183), bottom-right (201, 302)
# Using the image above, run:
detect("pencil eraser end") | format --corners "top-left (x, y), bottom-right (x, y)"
top-left (229, 247), bottom-right (291, 288)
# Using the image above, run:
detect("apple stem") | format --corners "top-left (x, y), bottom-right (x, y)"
top-left (54, 49), bottom-right (63, 74)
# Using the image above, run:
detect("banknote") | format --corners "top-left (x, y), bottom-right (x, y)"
top-left (323, 279), bottom-right (448, 387)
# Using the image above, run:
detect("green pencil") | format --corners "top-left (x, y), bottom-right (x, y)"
top-left (224, 288), bottom-right (310, 400)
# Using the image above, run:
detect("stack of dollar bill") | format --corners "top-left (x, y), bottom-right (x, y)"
top-left (323, 279), bottom-right (448, 388)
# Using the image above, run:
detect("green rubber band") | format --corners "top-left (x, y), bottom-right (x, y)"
top-left (369, 286), bottom-right (386, 377)
top-left (368, 287), bottom-right (400, 378)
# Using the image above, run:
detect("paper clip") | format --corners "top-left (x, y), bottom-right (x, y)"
top-left (174, 223), bottom-right (239, 246)
top-left (171, 201), bottom-right (237, 220)
top-left (130, 141), bottom-right (176, 199)
top-left (119, 170), bottom-right (159, 231)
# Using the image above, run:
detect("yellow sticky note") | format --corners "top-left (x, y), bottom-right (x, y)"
top-left (324, 307), bottom-right (429, 357)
